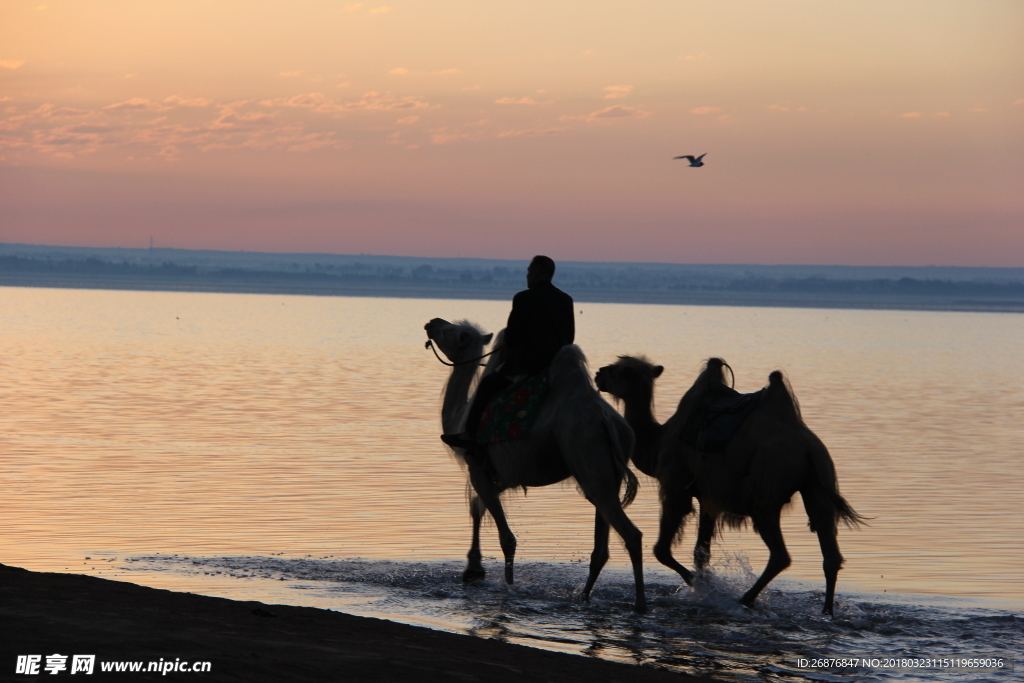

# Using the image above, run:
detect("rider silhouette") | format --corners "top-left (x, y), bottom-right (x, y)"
top-left (441, 255), bottom-right (574, 449)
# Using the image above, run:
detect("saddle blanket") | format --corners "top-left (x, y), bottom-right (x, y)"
top-left (680, 386), bottom-right (764, 453)
top-left (476, 372), bottom-right (549, 444)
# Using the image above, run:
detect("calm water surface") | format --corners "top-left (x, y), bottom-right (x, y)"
top-left (1, 287), bottom-right (1021, 681)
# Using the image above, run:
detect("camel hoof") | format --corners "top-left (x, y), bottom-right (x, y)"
top-left (462, 567), bottom-right (486, 583)
top-left (634, 602), bottom-right (648, 614)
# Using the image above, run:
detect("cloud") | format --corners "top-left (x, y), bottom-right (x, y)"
top-left (680, 52), bottom-right (709, 61)
top-left (370, 6), bottom-right (393, 14)
top-left (286, 132), bottom-right (348, 152)
top-left (496, 127), bottom-right (566, 138)
top-left (0, 59), bottom-right (26, 70)
top-left (1014, 98), bottom-right (1024, 106)
top-left (900, 111), bottom-right (950, 119)
top-left (495, 97), bottom-right (543, 105)
top-left (603, 85), bottom-right (633, 100)
top-left (65, 123), bottom-right (119, 134)
top-left (164, 95), bottom-right (211, 108)
top-left (261, 93), bottom-right (332, 108)
top-left (431, 131), bottom-right (471, 145)
top-left (564, 105), bottom-right (652, 122)
top-left (389, 67), bottom-right (410, 75)
top-left (433, 68), bottom-right (463, 76)
top-left (344, 3), bottom-right (362, 10)
top-left (279, 70), bottom-right (304, 78)
top-left (396, 115), bottom-right (419, 125)
top-left (970, 108), bottom-right (989, 113)
top-left (104, 98), bottom-right (169, 112)
top-left (690, 106), bottom-right (721, 115)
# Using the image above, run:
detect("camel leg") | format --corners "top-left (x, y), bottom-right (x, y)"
top-left (653, 489), bottom-right (695, 587)
top-left (693, 511), bottom-right (715, 571)
top-left (741, 511), bottom-right (791, 608)
top-left (468, 462), bottom-right (517, 584)
top-left (802, 490), bottom-right (845, 616)
top-left (582, 510), bottom-right (610, 603)
top-left (602, 504), bottom-right (647, 613)
top-left (816, 528), bottom-right (844, 616)
top-left (463, 495), bottom-right (487, 582)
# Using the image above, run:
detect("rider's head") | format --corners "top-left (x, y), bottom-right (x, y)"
top-left (527, 255), bottom-right (555, 288)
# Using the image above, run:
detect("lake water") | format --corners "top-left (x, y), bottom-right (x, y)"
top-left (1, 286), bottom-right (1021, 681)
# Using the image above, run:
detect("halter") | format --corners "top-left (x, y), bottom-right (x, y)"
top-left (425, 339), bottom-right (499, 367)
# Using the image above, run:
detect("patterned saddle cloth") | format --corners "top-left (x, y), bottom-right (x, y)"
top-left (680, 386), bottom-right (764, 453)
top-left (475, 372), bottom-right (549, 444)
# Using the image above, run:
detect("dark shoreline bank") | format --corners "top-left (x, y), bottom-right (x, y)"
top-left (0, 564), bottom-right (710, 682)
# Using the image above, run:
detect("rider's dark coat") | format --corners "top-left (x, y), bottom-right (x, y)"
top-left (501, 280), bottom-right (575, 376)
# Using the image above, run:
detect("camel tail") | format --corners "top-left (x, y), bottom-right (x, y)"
top-left (804, 438), bottom-right (869, 530)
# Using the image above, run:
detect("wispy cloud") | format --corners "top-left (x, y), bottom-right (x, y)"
top-left (433, 68), bottom-right (463, 76)
top-left (396, 115), bottom-right (420, 125)
top-left (344, 3), bottom-right (362, 11)
top-left (495, 96), bottom-right (543, 105)
top-left (1014, 98), bottom-right (1024, 105)
top-left (680, 52), bottom-right (709, 61)
top-left (370, 6), bottom-right (393, 14)
top-left (164, 95), bottom-right (211, 108)
top-left (496, 127), bottom-right (566, 138)
top-left (104, 98), bottom-right (168, 112)
top-left (261, 93), bottom-right (328, 108)
top-left (564, 105), bottom-right (652, 122)
top-left (0, 59), bottom-right (26, 70)
top-left (279, 70), bottom-right (304, 78)
top-left (603, 85), bottom-right (633, 100)
top-left (900, 111), bottom-right (951, 119)
top-left (690, 106), bottom-right (721, 115)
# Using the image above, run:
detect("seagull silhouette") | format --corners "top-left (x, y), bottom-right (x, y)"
top-left (674, 153), bottom-right (706, 167)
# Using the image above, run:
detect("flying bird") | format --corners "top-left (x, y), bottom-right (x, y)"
top-left (674, 153), bottom-right (706, 167)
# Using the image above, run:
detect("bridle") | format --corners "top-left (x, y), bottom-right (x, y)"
top-left (424, 339), bottom-right (500, 367)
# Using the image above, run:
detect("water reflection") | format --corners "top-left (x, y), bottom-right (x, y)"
top-left (0, 286), bottom-right (1022, 608)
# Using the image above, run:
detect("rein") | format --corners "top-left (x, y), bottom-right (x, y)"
top-left (425, 339), bottom-right (499, 367)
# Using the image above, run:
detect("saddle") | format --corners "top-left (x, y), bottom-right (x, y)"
top-left (680, 385), bottom-right (764, 453)
top-left (475, 371), bottom-right (550, 444)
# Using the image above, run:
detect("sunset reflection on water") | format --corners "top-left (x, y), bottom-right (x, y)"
top-left (1, 286), bottom-right (1021, 605)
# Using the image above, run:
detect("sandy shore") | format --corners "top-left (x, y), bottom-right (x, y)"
top-left (0, 564), bottom-right (713, 681)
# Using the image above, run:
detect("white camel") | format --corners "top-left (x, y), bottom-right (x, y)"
top-left (424, 317), bottom-right (647, 612)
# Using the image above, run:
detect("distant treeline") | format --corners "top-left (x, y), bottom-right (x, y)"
top-left (2, 254), bottom-right (1023, 300)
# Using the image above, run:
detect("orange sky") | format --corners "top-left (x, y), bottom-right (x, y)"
top-left (2, 0), bottom-right (1022, 265)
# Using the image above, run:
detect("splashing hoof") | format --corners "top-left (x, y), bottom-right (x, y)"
top-left (462, 567), bottom-right (486, 583)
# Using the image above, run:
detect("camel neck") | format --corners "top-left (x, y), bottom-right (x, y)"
top-left (441, 348), bottom-right (482, 434)
top-left (621, 387), bottom-right (663, 478)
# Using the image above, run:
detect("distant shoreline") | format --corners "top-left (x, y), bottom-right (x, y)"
top-left (2, 242), bottom-right (1023, 314)
top-left (2, 273), bottom-right (1022, 314)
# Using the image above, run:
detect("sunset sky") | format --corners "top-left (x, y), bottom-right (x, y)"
top-left (2, 0), bottom-right (1022, 265)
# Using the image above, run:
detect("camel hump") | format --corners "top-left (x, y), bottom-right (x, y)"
top-left (763, 369), bottom-right (803, 424)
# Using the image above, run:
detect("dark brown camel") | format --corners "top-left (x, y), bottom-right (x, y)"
top-left (595, 356), bottom-right (863, 615)
top-left (425, 318), bottom-right (647, 612)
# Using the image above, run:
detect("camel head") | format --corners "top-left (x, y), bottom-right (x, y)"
top-left (595, 355), bottom-right (663, 403)
top-left (424, 318), bottom-right (493, 365)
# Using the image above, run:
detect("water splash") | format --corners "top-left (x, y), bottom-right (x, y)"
top-left (120, 553), bottom-right (1021, 682)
